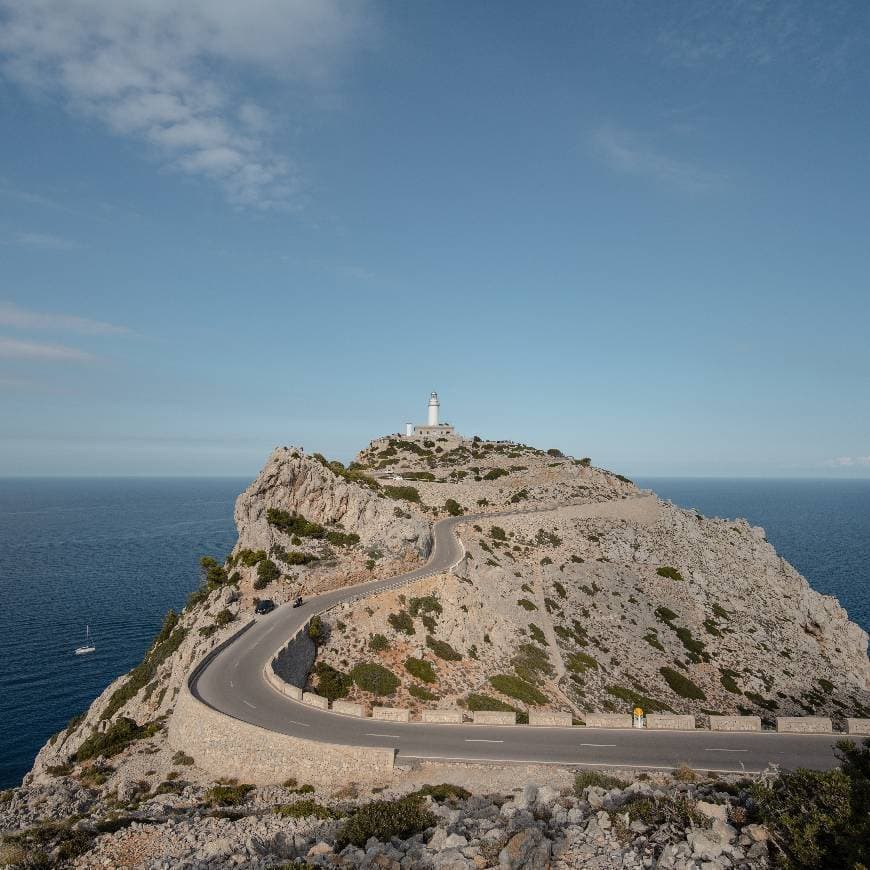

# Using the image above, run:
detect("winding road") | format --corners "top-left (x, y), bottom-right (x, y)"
top-left (191, 507), bottom-right (843, 774)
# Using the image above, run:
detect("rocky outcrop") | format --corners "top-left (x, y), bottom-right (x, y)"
top-left (233, 446), bottom-right (432, 559)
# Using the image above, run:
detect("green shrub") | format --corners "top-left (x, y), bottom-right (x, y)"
top-left (409, 783), bottom-right (471, 802)
top-left (483, 468), bottom-right (508, 481)
top-left (214, 608), bottom-right (235, 627)
top-left (643, 631), bottom-right (665, 651)
top-left (337, 795), bottom-right (436, 848)
top-left (578, 457), bottom-right (591, 467)
top-left (326, 530), bottom-right (360, 547)
top-left (369, 633), bottom-right (390, 652)
top-left (350, 662), bottom-right (400, 696)
top-left (408, 595), bottom-right (442, 617)
top-left (426, 635), bottom-right (461, 661)
top-left (388, 610), bottom-right (415, 635)
top-left (314, 662), bottom-right (351, 700)
top-left (744, 691), bottom-right (778, 711)
top-left (403, 471), bottom-right (436, 481)
top-left (75, 717), bottom-right (159, 761)
top-left (257, 559), bottom-right (280, 584)
top-left (236, 549), bottom-right (267, 567)
top-left (279, 551), bottom-right (317, 566)
top-left (274, 798), bottom-right (337, 819)
top-left (566, 651), bottom-right (598, 674)
top-left (660, 667), bottom-right (706, 700)
top-left (384, 485), bottom-right (421, 503)
top-left (656, 566), bottom-right (684, 581)
top-left (510, 489), bottom-right (529, 503)
top-left (553, 581), bottom-right (567, 598)
top-left (719, 669), bottom-right (741, 694)
top-left (489, 674), bottom-right (549, 705)
top-left (528, 624), bottom-right (548, 646)
top-left (674, 627), bottom-right (707, 663)
top-left (517, 598), bottom-right (537, 611)
top-left (444, 499), bottom-right (463, 516)
top-left (511, 643), bottom-right (554, 682)
top-left (574, 771), bottom-right (627, 794)
top-left (408, 683), bottom-right (438, 701)
top-left (205, 783), bottom-right (255, 807)
top-left (405, 657), bottom-right (437, 683)
top-left (751, 740), bottom-right (870, 869)
top-left (490, 526), bottom-right (507, 541)
top-left (172, 750), bottom-right (194, 766)
top-left (307, 615), bottom-right (326, 644)
top-left (655, 606), bottom-right (678, 626)
top-left (266, 508), bottom-right (325, 538)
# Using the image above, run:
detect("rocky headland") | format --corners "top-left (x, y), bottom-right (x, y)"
top-left (2, 433), bottom-right (869, 868)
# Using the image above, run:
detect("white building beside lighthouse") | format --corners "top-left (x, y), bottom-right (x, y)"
top-left (410, 391), bottom-right (456, 438)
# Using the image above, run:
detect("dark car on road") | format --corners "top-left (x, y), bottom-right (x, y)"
top-left (255, 599), bottom-right (275, 615)
top-left (292, 596), bottom-right (303, 608)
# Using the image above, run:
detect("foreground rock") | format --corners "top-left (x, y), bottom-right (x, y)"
top-left (0, 768), bottom-right (775, 869)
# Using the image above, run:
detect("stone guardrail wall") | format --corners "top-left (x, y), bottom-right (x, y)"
top-left (710, 716), bottom-right (761, 732)
top-left (776, 716), bottom-right (833, 734)
top-left (846, 718), bottom-right (870, 735)
top-left (422, 709), bottom-right (464, 724)
top-left (585, 714), bottom-right (633, 729)
top-left (302, 692), bottom-right (329, 710)
top-left (472, 711), bottom-right (516, 725)
top-left (332, 700), bottom-right (365, 718)
top-left (529, 711), bottom-right (573, 727)
top-left (646, 715), bottom-right (696, 731)
top-left (373, 706), bottom-right (411, 722)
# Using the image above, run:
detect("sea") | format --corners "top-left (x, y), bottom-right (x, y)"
top-left (1, 476), bottom-right (868, 789)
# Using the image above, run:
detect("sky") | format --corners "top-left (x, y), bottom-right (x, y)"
top-left (1, 0), bottom-right (868, 478)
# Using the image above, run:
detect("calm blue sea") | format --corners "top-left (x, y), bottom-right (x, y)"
top-left (1, 476), bottom-right (868, 789)
top-left (0, 478), bottom-right (246, 790)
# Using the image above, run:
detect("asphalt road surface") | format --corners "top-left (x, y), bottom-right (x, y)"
top-left (192, 508), bottom-right (843, 773)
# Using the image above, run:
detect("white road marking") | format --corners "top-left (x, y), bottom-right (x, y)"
top-left (580, 743), bottom-right (616, 747)
top-left (366, 732), bottom-right (401, 738)
top-left (465, 738), bottom-right (504, 743)
top-left (705, 748), bottom-right (749, 753)
top-left (286, 720), bottom-right (310, 728)
top-left (242, 700), bottom-right (256, 709)
top-left (229, 681), bottom-right (234, 688)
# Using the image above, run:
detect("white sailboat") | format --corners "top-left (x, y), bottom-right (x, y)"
top-left (75, 624), bottom-right (96, 656)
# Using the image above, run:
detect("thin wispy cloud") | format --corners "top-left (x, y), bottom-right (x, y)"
top-left (10, 232), bottom-right (79, 251)
top-left (0, 0), bottom-right (369, 209)
top-left (0, 337), bottom-right (95, 361)
top-left (656, 0), bottom-right (868, 77)
top-left (0, 302), bottom-right (130, 336)
top-left (591, 125), bottom-right (724, 194)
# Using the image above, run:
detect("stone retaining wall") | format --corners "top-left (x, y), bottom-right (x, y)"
top-left (646, 715), bottom-right (695, 731)
top-left (472, 711), bottom-right (516, 725)
top-left (776, 716), bottom-right (832, 734)
top-left (264, 663), bottom-right (303, 700)
top-left (332, 700), bottom-right (365, 718)
top-left (584, 714), bottom-right (632, 729)
top-left (169, 685), bottom-right (394, 786)
top-left (528, 711), bottom-right (572, 727)
top-left (302, 692), bottom-right (328, 710)
top-left (846, 718), bottom-right (870, 735)
top-left (372, 706), bottom-right (411, 723)
top-left (709, 716), bottom-right (761, 732)
top-left (421, 709), bottom-right (464, 724)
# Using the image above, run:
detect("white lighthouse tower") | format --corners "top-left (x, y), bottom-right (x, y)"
top-left (427, 391), bottom-right (440, 426)
top-left (409, 390), bottom-right (456, 438)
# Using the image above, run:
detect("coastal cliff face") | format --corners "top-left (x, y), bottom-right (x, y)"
top-left (5, 434), bottom-right (869, 867)
top-left (312, 439), bottom-right (870, 722)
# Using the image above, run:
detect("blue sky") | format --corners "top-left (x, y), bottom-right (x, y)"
top-left (1, 0), bottom-right (868, 477)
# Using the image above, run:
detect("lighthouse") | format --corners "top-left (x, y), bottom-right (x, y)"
top-left (408, 391), bottom-right (456, 438)
top-left (427, 391), bottom-right (440, 426)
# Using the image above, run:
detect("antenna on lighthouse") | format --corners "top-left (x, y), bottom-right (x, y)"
top-left (427, 391), bottom-right (440, 426)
